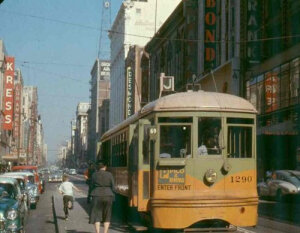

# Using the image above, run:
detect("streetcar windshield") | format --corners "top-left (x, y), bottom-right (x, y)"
top-left (198, 117), bottom-right (222, 156)
top-left (159, 125), bottom-right (191, 158)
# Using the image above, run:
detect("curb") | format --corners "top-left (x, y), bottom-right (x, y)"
top-left (52, 195), bottom-right (59, 233)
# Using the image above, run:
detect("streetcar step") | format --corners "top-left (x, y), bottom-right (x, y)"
top-left (184, 225), bottom-right (237, 232)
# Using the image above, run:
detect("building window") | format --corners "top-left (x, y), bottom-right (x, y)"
top-left (246, 56), bottom-right (300, 114)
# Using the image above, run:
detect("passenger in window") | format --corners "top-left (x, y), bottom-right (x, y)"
top-left (206, 136), bottom-right (221, 154)
top-left (197, 143), bottom-right (208, 156)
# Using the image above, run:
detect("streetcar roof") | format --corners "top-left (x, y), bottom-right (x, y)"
top-left (102, 91), bottom-right (257, 140)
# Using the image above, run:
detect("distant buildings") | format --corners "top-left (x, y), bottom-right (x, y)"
top-left (0, 39), bottom-right (46, 166)
top-left (75, 103), bottom-right (90, 166)
top-left (87, 59), bottom-right (110, 161)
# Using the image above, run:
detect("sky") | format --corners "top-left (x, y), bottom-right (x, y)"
top-left (0, 0), bottom-right (123, 163)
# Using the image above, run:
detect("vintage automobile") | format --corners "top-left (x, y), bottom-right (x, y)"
top-left (68, 169), bottom-right (77, 175)
top-left (11, 165), bottom-right (43, 194)
top-left (4, 172), bottom-right (39, 209)
top-left (0, 177), bottom-right (26, 233)
top-left (48, 171), bottom-right (63, 182)
top-left (0, 174), bottom-right (30, 212)
top-left (257, 170), bottom-right (300, 201)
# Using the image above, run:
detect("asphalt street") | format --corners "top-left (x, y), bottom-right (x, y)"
top-left (24, 175), bottom-right (300, 233)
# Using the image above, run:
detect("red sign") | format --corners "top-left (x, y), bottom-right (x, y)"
top-left (265, 72), bottom-right (278, 112)
top-left (2, 56), bottom-right (15, 130)
top-left (14, 82), bottom-right (22, 141)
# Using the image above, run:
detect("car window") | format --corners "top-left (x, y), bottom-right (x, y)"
top-left (0, 183), bottom-right (15, 199)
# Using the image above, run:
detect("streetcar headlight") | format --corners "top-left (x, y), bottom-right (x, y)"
top-left (6, 209), bottom-right (17, 220)
top-left (205, 169), bottom-right (217, 184)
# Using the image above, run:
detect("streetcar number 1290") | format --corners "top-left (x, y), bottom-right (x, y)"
top-left (230, 176), bottom-right (253, 183)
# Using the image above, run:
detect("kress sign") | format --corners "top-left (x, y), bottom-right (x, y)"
top-left (2, 56), bottom-right (15, 130)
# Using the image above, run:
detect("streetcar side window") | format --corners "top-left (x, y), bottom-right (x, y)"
top-left (159, 125), bottom-right (191, 158)
top-left (197, 117), bottom-right (222, 156)
top-left (227, 126), bottom-right (252, 158)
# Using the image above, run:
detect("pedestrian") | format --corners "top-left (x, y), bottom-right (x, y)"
top-left (58, 174), bottom-right (81, 220)
top-left (84, 163), bottom-right (96, 203)
top-left (89, 161), bottom-right (115, 233)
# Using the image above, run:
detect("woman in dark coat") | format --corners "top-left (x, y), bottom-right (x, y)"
top-left (89, 161), bottom-right (115, 233)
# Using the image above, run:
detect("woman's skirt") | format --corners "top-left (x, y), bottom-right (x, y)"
top-left (89, 196), bottom-right (113, 224)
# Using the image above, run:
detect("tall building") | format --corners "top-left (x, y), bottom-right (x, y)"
top-left (22, 86), bottom-right (38, 165)
top-left (11, 69), bottom-right (25, 164)
top-left (75, 102), bottom-right (90, 166)
top-left (109, 0), bottom-right (181, 128)
top-left (243, 0), bottom-right (300, 172)
top-left (87, 59), bottom-right (110, 160)
top-left (0, 40), bottom-right (10, 161)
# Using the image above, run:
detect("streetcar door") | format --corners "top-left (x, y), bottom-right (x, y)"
top-left (137, 119), bottom-right (152, 211)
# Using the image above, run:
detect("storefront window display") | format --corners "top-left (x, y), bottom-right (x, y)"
top-left (246, 57), bottom-right (300, 114)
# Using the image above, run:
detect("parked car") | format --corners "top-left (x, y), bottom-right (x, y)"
top-left (11, 165), bottom-right (43, 194)
top-left (257, 170), bottom-right (300, 201)
top-left (69, 169), bottom-right (77, 175)
top-left (0, 173), bottom-right (31, 212)
top-left (0, 177), bottom-right (27, 232)
top-left (48, 171), bottom-right (63, 182)
top-left (4, 172), bottom-right (39, 209)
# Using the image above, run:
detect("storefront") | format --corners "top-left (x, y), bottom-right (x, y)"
top-left (246, 57), bottom-right (300, 176)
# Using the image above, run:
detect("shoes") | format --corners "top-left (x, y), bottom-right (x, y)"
top-left (65, 215), bottom-right (69, 221)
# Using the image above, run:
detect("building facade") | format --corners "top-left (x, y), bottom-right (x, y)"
top-left (109, 0), bottom-right (181, 128)
top-left (244, 0), bottom-right (300, 172)
top-left (144, 0), bottom-right (300, 175)
top-left (87, 59), bottom-right (110, 161)
top-left (0, 41), bottom-right (9, 163)
top-left (75, 102), bottom-right (90, 166)
top-left (22, 86), bottom-right (38, 165)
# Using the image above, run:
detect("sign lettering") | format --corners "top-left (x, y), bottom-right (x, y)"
top-left (247, 0), bottom-right (261, 67)
top-left (2, 56), bottom-right (15, 130)
top-left (158, 168), bottom-right (185, 184)
top-left (126, 67), bottom-right (135, 118)
top-left (204, 0), bottom-right (217, 70)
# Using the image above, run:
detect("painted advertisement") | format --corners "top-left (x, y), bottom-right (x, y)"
top-left (100, 61), bottom-right (110, 80)
top-left (2, 56), bottom-right (15, 130)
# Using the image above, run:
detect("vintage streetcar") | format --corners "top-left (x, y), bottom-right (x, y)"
top-left (98, 90), bottom-right (258, 231)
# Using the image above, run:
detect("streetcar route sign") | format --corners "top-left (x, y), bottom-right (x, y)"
top-left (158, 168), bottom-right (185, 184)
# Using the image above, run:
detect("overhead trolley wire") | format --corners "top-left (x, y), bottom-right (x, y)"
top-left (17, 62), bottom-right (89, 85)
top-left (1, 9), bottom-right (300, 44)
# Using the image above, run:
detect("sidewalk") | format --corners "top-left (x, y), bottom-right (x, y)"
top-left (53, 191), bottom-right (129, 233)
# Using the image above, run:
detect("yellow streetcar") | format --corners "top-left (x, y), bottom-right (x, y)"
top-left (98, 90), bottom-right (258, 231)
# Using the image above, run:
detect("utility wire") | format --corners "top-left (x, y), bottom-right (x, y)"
top-left (16, 59), bottom-right (90, 67)
top-left (18, 62), bottom-right (89, 85)
top-left (0, 9), bottom-right (100, 31)
top-left (1, 9), bottom-right (300, 44)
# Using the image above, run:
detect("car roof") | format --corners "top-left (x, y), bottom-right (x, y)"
top-left (0, 174), bottom-right (25, 180)
top-left (12, 165), bottom-right (38, 170)
top-left (0, 176), bottom-right (18, 185)
top-left (4, 172), bottom-right (34, 177)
